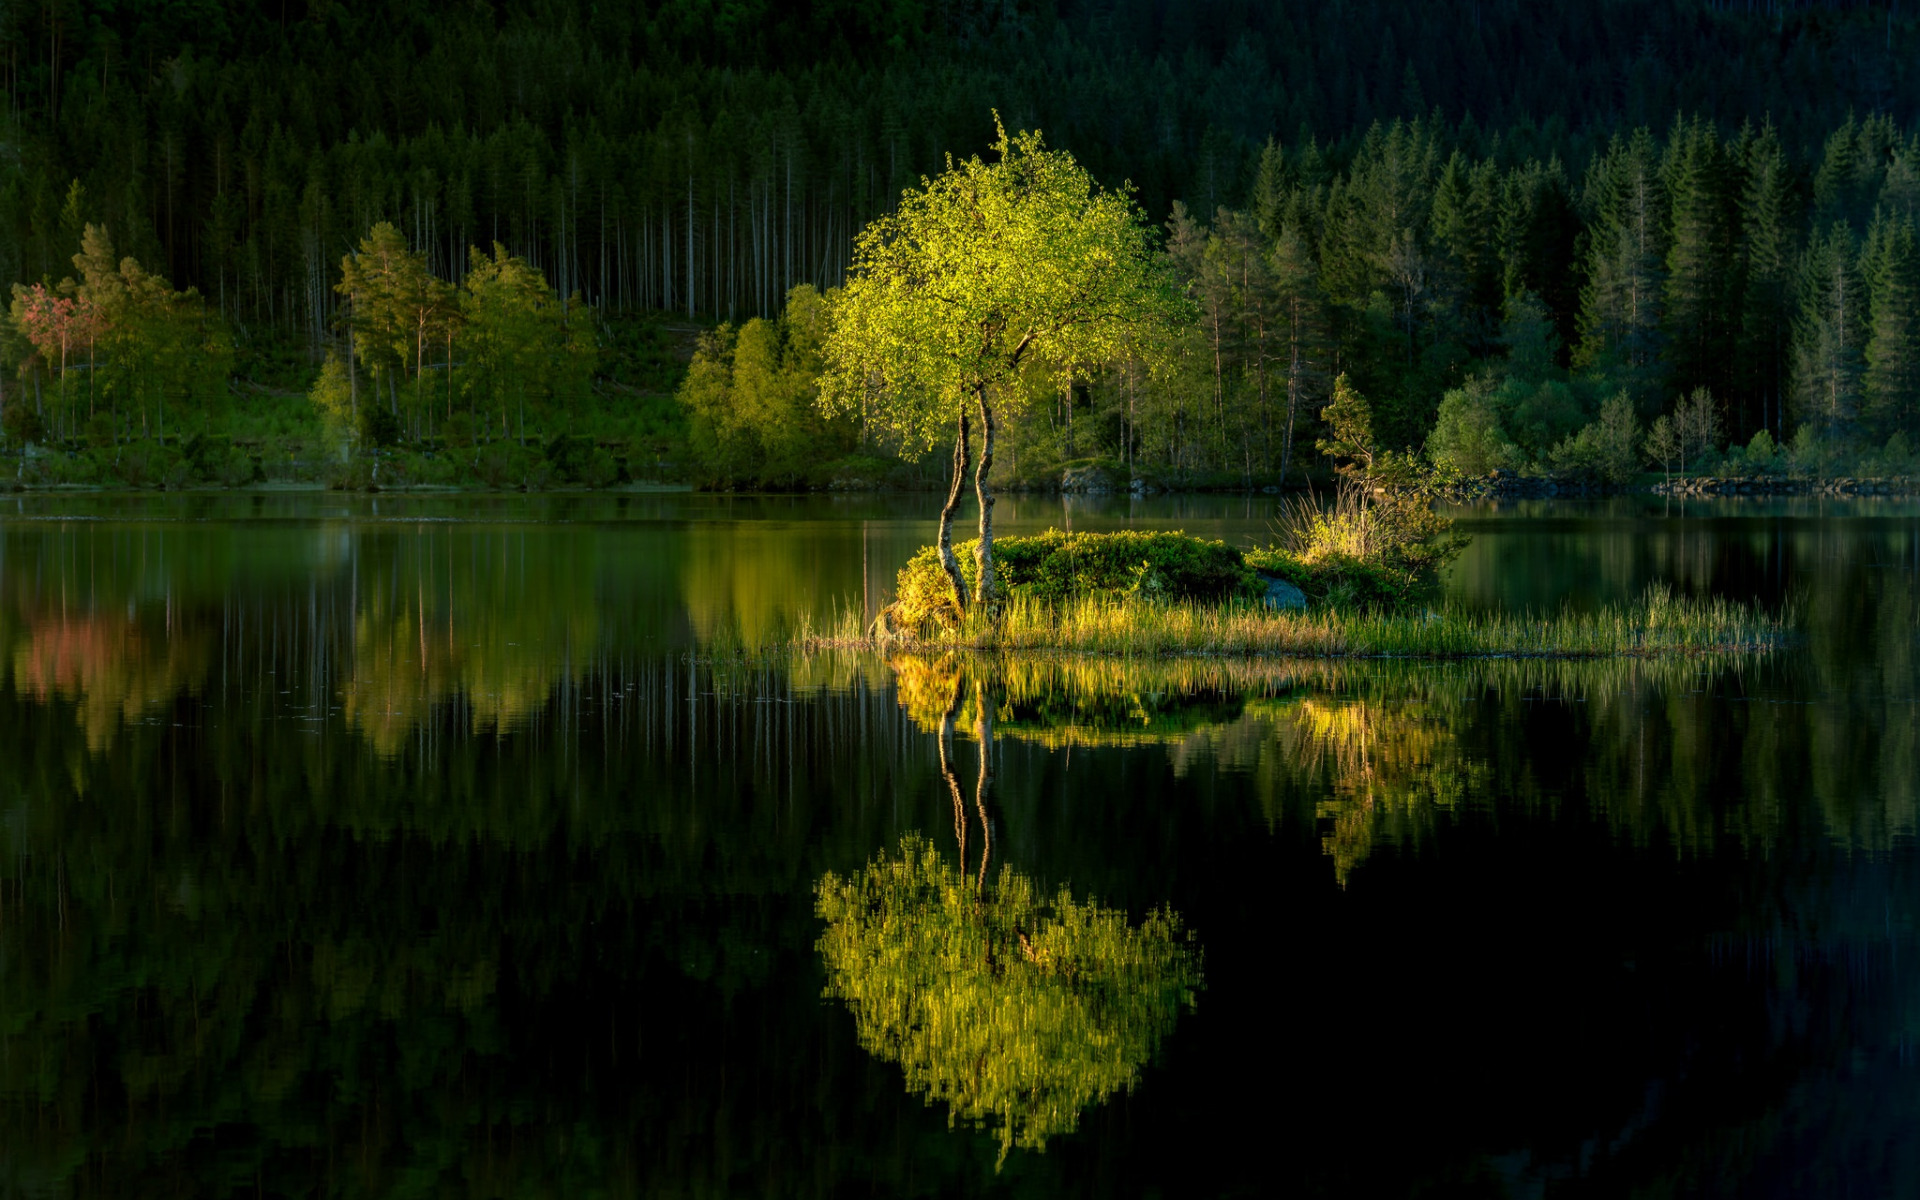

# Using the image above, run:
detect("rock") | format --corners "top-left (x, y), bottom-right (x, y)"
top-left (1260, 575), bottom-right (1308, 611)
top-left (1061, 466), bottom-right (1113, 494)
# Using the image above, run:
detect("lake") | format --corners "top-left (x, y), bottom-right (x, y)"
top-left (0, 490), bottom-right (1916, 1197)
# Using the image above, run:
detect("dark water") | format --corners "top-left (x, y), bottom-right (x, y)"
top-left (1, 491), bottom-right (1917, 1198)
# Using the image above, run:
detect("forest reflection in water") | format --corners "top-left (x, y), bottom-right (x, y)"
top-left (0, 503), bottom-right (1917, 1195)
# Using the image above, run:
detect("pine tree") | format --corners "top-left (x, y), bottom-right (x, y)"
top-left (1792, 222), bottom-right (1866, 435)
top-left (1270, 223), bottom-right (1329, 484)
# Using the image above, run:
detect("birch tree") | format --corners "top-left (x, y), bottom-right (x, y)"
top-left (820, 118), bottom-right (1183, 615)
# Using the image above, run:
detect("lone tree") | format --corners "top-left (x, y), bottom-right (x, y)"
top-left (822, 118), bottom-right (1182, 615)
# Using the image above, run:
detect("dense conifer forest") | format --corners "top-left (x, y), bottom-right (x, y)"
top-left (5, 0), bottom-right (1920, 486)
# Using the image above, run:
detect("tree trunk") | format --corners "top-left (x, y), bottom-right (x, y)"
top-left (972, 384), bottom-right (999, 613)
top-left (937, 406), bottom-right (972, 613)
top-left (972, 677), bottom-right (994, 890)
top-left (939, 675), bottom-right (966, 873)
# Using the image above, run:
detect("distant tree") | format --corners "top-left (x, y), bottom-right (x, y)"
top-left (1645, 413), bottom-right (1683, 485)
top-left (459, 244), bottom-right (587, 443)
top-left (1792, 223), bottom-right (1866, 435)
top-left (1427, 374), bottom-right (1519, 476)
top-left (1737, 123), bottom-right (1798, 440)
top-left (681, 284), bottom-right (847, 486)
top-left (1675, 387), bottom-right (1724, 466)
top-left (1862, 211), bottom-right (1920, 443)
top-left (1576, 130), bottom-right (1668, 407)
top-left (309, 352), bottom-right (357, 459)
top-left (1269, 223), bottom-right (1329, 483)
top-left (338, 222), bottom-right (455, 430)
top-left (1317, 371), bottom-right (1375, 474)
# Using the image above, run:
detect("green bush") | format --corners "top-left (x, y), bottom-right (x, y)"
top-left (543, 434), bottom-right (620, 487)
top-left (891, 529), bottom-right (1260, 628)
top-left (84, 412), bottom-right (116, 450)
top-left (183, 433), bottom-right (260, 486)
top-left (1243, 548), bottom-right (1422, 610)
top-left (472, 440), bottom-right (533, 489)
top-left (358, 403), bottom-right (403, 448)
top-left (2, 403), bottom-right (47, 447)
top-left (443, 411), bottom-right (476, 449)
top-left (112, 440), bottom-right (187, 489)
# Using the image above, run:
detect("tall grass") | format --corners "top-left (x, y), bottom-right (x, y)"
top-left (799, 584), bottom-right (1788, 659)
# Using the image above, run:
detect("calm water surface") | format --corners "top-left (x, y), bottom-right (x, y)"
top-left (1, 491), bottom-right (1917, 1197)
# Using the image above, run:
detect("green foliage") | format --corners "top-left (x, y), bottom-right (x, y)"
top-left (308, 349), bottom-right (356, 455)
top-left (2, 399), bottom-right (46, 447)
top-left (83, 412), bottom-right (114, 450)
top-left (461, 243), bottom-right (594, 441)
top-left (1316, 373), bottom-right (1375, 472)
top-left (890, 530), bottom-right (1259, 631)
top-left (359, 403), bottom-right (403, 449)
top-left (1427, 374), bottom-right (1521, 475)
top-left (681, 285), bottom-right (849, 487)
top-left (1548, 393), bottom-right (1642, 483)
top-left (542, 435), bottom-right (620, 488)
top-left (821, 123), bottom-right (1184, 451)
top-left (816, 835), bottom-right (1201, 1164)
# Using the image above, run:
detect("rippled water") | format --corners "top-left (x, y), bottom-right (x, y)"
top-left (0, 491), bottom-right (1916, 1197)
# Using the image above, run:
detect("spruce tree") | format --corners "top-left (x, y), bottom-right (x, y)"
top-left (1736, 123), bottom-right (1798, 440)
top-left (1862, 210), bottom-right (1920, 442)
top-left (1575, 129), bottom-right (1667, 408)
top-left (1792, 222), bottom-right (1867, 436)
top-left (1660, 118), bottom-right (1737, 410)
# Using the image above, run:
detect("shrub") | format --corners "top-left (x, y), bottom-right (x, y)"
top-left (358, 403), bottom-right (402, 448)
top-left (2, 402), bottom-right (47, 447)
top-left (543, 434), bottom-right (620, 487)
top-left (1547, 393), bottom-right (1640, 483)
top-left (443, 411), bottom-right (476, 449)
top-left (472, 440), bottom-right (532, 489)
top-left (1427, 374), bottom-right (1521, 475)
top-left (184, 433), bottom-right (259, 486)
top-left (1252, 474), bottom-right (1467, 609)
top-left (84, 412), bottom-right (116, 450)
top-left (114, 440), bottom-right (187, 489)
top-left (889, 530), bottom-right (1260, 630)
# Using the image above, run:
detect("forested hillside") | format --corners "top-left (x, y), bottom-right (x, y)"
top-left (4, 0), bottom-right (1920, 486)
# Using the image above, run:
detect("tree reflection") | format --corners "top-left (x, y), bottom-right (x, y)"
top-left (816, 835), bottom-right (1201, 1163)
top-left (9, 610), bottom-right (209, 751)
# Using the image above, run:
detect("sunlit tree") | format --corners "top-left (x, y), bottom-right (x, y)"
top-left (821, 118), bottom-right (1183, 615)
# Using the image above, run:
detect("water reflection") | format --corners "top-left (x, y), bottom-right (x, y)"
top-left (0, 499), bottom-right (1915, 1195)
top-left (816, 836), bottom-right (1202, 1164)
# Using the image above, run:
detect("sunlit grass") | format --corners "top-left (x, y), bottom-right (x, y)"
top-left (794, 584), bottom-right (1788, 660)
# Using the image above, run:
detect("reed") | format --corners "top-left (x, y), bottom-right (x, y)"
top-left (797, 585), bottom-right (1788, 660)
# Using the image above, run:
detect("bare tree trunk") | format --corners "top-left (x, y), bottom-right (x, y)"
top-left (937, 406), bottom-right (972, 613)
top-left (972, 384), bottom-right (999, 613)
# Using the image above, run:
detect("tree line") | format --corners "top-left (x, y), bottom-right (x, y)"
top-left (684, 112), bottom-right (1920, 489)
top-left (4, 1), bottom-right (1920, 342)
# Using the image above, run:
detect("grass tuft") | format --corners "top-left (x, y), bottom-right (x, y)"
top-left (799, 584), bottom-right (1788, 660)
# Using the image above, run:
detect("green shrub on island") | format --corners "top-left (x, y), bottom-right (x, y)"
top-left (890, 530), bottom-right (1259, 629)
top-left (1249, 471), bottom-right (1469, 609)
